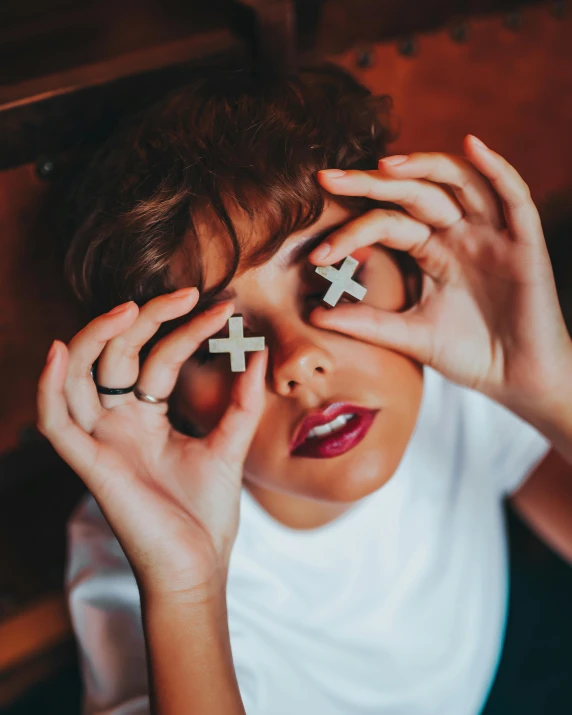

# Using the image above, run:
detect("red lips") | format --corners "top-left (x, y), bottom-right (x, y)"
top-left (290, 402), bottom-right (378, 454)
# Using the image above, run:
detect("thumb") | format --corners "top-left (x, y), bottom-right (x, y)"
top-left (207, 347), bottom-right (268, 468)
top-left (311, 304), bottom-right (432, 363)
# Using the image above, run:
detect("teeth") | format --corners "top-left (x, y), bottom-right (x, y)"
top-left (306, 413), bottom-right (355, 440)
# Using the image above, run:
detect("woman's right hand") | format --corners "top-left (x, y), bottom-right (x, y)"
top-left (37, 288), bottom-right (268, 602)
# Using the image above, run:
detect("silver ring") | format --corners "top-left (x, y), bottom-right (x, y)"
top-left (133, 385), bottom-right (169, 404)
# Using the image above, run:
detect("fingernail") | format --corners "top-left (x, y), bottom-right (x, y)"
top-left (169, 286), bottom-right (198, 300)
top-left (468, 134), bottom-right (488, 150)
top-left (206, 301), bottom-right (233, 315)
top-left (379, 155), bottom-right (408, 166)
top-left (311, 307), bottom-right (333, 321)
top-left (310, 243), bottom-right (331, 261)
top-left (46, 341), bottom-right (57, 365)
top-left (108, 301), bottom-right (133, 316)
top-left (318, 169), bottom-right (346, 178)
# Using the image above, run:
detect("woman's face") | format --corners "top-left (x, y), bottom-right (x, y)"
top-left (171, 199), bottom-right (424, 529)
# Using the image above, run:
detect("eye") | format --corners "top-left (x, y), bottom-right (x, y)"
top-left (193, 348), bottom-right (217, 366)
top-left (191, 336), bottom-right (221, 367)
top-left (305, 261), bottom-right (367, 305)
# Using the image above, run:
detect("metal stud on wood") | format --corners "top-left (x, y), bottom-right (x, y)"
top-left (315, 256), bottom-right (367, 307)
top-left (208, 316), bottom-right (265, 372)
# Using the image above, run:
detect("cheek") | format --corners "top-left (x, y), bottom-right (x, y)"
top-left (365, 249), bottom-right (408, 311)
top-left (367, 348), bottom-right (423, 470)
top-left (243, 422), bottom-right (275, 476)
top-left (176, 364), bottom-right (233, 429)
top-left (351, 245), bottom-right (373, 265)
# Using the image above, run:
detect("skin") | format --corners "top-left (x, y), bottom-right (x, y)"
top-left (35, 133), bottom-right (572, 714)
top-left (170, 199), bottom-right (424, 530)
top-left (36, 134), bottom-right (572, 598)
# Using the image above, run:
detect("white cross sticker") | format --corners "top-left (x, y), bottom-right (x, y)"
top-left (315, 256), bottom-right (367, 307)
top-left (208, 316), bottom-right (265, 372)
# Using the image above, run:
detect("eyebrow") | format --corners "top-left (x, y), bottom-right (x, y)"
top-left (206, 219), bottom-right (352, 305)
top-left (279, 219), bottom-right (351, 268)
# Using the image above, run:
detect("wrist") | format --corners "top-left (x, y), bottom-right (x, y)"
top-left (499, 340), bottom-right (572, 423)
top-left (506, 343), bottom-right (572, 464)
top-left (138, 563), bottom-right (229, 609)
top-left (528, 344), bottom-right (572, 431)
top-left (142, 572), bottom-right (244, 715)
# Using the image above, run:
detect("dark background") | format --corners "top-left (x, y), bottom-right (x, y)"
top-left (1, 1), bottom-right (571, 712)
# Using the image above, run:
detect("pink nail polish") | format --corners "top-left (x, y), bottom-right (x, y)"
top-left (311, 243), bottom-right (331, 261)
top-left (107, 301), bottom-right (133, 316)
top-left (469, 135), bottom-right (488, 150)
top-left (206, 301), bottom-right (234, 316)
top-left (318, 169), bottom-right (346, 178)
top-left (169, 286), bottom-right (198, 300)
top-left (380, 155), bottom-right (408, 166)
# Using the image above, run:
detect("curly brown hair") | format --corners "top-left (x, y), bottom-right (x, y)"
top-left (64, 62), bottom-right (417, 346)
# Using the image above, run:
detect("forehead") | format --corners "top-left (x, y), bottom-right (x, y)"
top-left (172, 198), bottom-right (360, 295)
top-left (262, 200), bottom-right (357, 270)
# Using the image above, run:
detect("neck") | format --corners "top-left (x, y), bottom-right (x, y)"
top-left (242, 480), bottom-right (355, 531)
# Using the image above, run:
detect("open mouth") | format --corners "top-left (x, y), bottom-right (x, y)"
top-left (290, 403), bottom-right (379, 459)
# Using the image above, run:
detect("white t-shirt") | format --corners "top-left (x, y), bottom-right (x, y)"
top-left (65, 365), bottom-right (551, 715)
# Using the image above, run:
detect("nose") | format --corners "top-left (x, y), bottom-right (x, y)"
top-left (271, 325), bottom-right (335, 397)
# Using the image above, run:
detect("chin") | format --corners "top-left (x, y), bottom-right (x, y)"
top-left (313, 447), bottom-right (402, 503)
top-left (249, 408), bottom-right (413, 497)
top-left (282, 441), bottom-right (405, 504)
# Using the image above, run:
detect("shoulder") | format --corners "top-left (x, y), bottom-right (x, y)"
top-left (65, 494), bottom-right (148, 714)
top-left (421, 366), bottom-right (551, 495)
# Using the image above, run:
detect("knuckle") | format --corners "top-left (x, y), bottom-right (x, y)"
top-left (376, 207), bottom-right (407, 224)
top-left (112, 335), bottom-right (142, 360)
top-left (147, 344), bottom-right (184, 372)
top-left (409, 233), bottom-right (429, 257)
top-left (457, 172), bottom-right (473, 193)
top-left (66, 366), bottom-right (86, 383)
top-left (405, 186), bottom-right (424, 208)
top-left (452, 155), bottom-right (471, 171)
top-left (505, 187), bottom-right (530, 211)
top-left (123, 343), bottom-right (143, 360)
top-left (372, 308), bottom-right (385, 334)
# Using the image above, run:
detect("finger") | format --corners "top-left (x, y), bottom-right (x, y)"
top-left (97, 287), bottom-right (199, 408)
top-left (37, 340), bottom-right (101, 482)
top-left (463, 134), bottom-right (544, 245)
top-left (136, 301), bottom-right (236, 407)
top-left (207, 347), bottom-right (268, 469)
top-left (65, 302), bottom-right (139, 431)
top-left (310, 303), bottom-right (433, 364)
top-left (310, 209), bottom-right (452, 283)
top-left (309, 208), bottom-right (430, 264)
top-left (317, 169), bottom-right (463, 228)
top-left (377, 151), bottom-right (504, 229)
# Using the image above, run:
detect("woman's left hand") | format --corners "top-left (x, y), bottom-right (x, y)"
top-left (309, 134), bottom-right (572, 415)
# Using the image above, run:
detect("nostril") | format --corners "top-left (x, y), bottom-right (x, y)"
top-left (315, 367), bottom-right (325, 374)
top-left (288, 380), bottom-right (296, 389)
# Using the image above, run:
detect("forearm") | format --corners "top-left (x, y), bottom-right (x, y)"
top-left (503, 352), bottom-right (572, 565)
top-left (530, 407), bottom-right (572, 467)
top-left (519, 378), bottom-right (572, 467)
top-left (141, 580), bottom-right (245, 715)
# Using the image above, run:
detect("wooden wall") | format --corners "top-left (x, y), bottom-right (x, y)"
top-left (334, 3), bottom-right (572, 203)
top-left (1, 1), bottom-right (571, 455)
